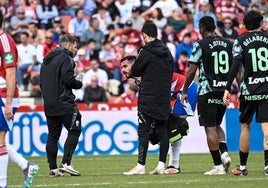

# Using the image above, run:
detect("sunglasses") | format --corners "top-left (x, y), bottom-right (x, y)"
top-left (46, 37), bottom-right (53, 39)
top-left (18, 12), bottom-right (25, 14)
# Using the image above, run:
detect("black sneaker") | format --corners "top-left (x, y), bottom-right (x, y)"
top-left (231, 166), bottom-right (248, 176)
top-left (164, 165), bottom-right (181, 174)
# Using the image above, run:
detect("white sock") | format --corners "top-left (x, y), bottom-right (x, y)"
top-left (216, 164), bottom-right (224, 170)
top-left (7, 144), bottom-right (28, 170)
top-left (157, 161), bottom-right (165, 168)
top-left (168, 140), bottom-right (182, 168)
top-left (137, 163), bottom-right (144, 168)
top-left (239, 165), bottom-right (246, 170)
top-left (0, 145), bottom-right (8, 187)
top-left (221, 151), bottom-right (228, 160)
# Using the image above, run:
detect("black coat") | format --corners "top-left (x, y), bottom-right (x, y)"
top-left (40, 47), bottom-right (82, 116)
top-left (131, 39), bottom-right (173, 120)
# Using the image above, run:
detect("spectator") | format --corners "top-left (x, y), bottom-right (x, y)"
top-left (122, 20), bottom-right (143, 49)
top-left (115, 0), bottom-right (133, 27)
top-left (150, 7), bottom-right (167, 30)
top-left (181, 0), bottom-right (195, 14)
top-left (80, 18), bottom-right (105, 52)
top-left (161, 24), bottom-right (179, 45)
top-left (83, 75), bottom-right (108, 105)
top-left (68, 8), bottom-right (89, 39)
top-left (175, 32), bottom-right (193, 63)
top-left (249, 0), bottom-right (268, 15)
top-left (83, 39), bottom-right (100, 61)
top-left (0, 0), bottom-right (13, 31)
top-left (9, 6), bottom-right (32, 43)
top-left (217, 16), bottom-right (239, 42)
top-left (167, 8), bottom-right (187, 34)
top-left (127, 6), bottom-right (145, 31)
top-left (99, 0), bottom-right (120, 27)
top-left (215, 0), bottom-right (246, 27)
top-left (178, 22), bottom-right (201, 43)
top-left (17, 32), bottom-right (37, 91)
top-left (36, 0), bottom-right (59, 30)
top-left (37, 30), bottom-right (58, 63)
top-left (83, 0), bottom-right (97, 16)
top-left (60, 0), bottom-right (84, 17)
top-left (75, 48), bottom-right (91, 72)
top-left (19, 0), bottom-right (37, 19)
top-left (92, 5), bottom-right (113, 35)
top-left (194, 0), bottom-right (217, 30)
top-left (83, 58), bottom-right (108, 90)
top-left (141, 0), bottom-right (181, 18)
top-left (52, 0), bottom-right (66, 14)
top-left (51, 16), bottom-right (66, 44)
top-left (99, 40), bottom-right (118, 79)
top-left (28, 21), bottom-right (45, 47)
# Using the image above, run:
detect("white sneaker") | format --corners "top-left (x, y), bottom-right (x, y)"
top-left (123, 165), bottom-right (146, 175)
top-left (49, 169), bottom-right (64, 177)
top-left (221, 152), bottom-right (231, 172)
top-left (59, 163), bottom-right (81, 176)
top-left (149, 167), bottom-right (165, 175)
top-left (204, 166), bottom-right (226, 175)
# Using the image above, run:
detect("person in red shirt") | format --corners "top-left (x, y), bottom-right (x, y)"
top-left (40, 30), bottom-right (58, 58)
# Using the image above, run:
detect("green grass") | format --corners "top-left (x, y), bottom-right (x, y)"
top-left (7, 152), bottom-right (268, 188)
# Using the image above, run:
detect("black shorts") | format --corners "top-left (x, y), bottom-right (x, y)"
top-left (198, 92), bottom-right (226, 127)
top-left (239, 95), bottom-right (268, 123)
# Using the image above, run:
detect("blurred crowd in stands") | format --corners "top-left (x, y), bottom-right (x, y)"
top-left (1, 0), bottom-right (268, 108)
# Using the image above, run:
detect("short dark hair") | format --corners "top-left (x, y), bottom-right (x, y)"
top-left (141, 21), bottom-right (157, 38)
top-left (199, 16), bottom-right (216, 32)
top-left (120, 55), bottom-right (136, 63)
top-left (243, 10), bottom-right (263, 30)
top-left (60, 34), bottom-right (78, 46)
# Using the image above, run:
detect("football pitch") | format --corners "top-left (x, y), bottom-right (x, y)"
top-left (8, 152), bottom-right (268, 188)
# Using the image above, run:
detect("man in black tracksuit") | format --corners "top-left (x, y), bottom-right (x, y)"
top-left (40, 35), bottom-right (82, 177)
top-left (123, 21), bottom-right (173, 175)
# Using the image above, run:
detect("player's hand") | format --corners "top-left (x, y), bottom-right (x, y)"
top-left (5, 104), bottom-right (14, 121)
top-left (223, 90), bottom-right (230, 106)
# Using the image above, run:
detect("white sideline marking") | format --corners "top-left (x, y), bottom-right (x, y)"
top-left (8, 177), bottom-right (268, 187)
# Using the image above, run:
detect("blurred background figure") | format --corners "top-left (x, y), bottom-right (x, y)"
top-left (36, 0), bottom-right (59, 30)
top-left (17, 32), bottom-right (37, 91)
top-left (83, 75), bottom-right (108, 105)
top-left (10, 6), bottom-right (32, 43)
top-left (68, 8), bottom-right (89, 40)
top-left (28, 21), bottom-right (45, 47)
top-left (217, 16), bottom-right (239, 42)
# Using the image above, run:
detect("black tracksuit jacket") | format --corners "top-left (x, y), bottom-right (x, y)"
top-left (40, 47), bottom-right (82, 116)
top-left (131, 39), bottom-right (173, 120)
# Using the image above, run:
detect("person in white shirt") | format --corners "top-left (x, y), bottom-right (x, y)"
top-left (17, 32), bottom-right (37, 90)
top-left (83, 58), bottom-right (108, 90)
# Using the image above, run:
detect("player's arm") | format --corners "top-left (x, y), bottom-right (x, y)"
top-left (181, 63), bottom-right (198, 104)
top-left (5, 67), bottom-right (16, 120)
top-left (223, 57), bottom-right (241, 105)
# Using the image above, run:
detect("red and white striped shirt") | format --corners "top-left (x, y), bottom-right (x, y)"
top-left (0, 32), bottom-right (19, 100)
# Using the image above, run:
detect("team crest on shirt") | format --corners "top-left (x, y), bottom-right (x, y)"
top-left (4, 53), bottom-right (14, 64)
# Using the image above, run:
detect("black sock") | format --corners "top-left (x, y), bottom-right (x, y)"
top-left (211, 150), bottom-right (222, 166)
top-left (239, 150), bottom-right (249, 166)
top-left (264, 150), bottom-right (268, 167)
top-left (219, 142), bottom-right (228, 154)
